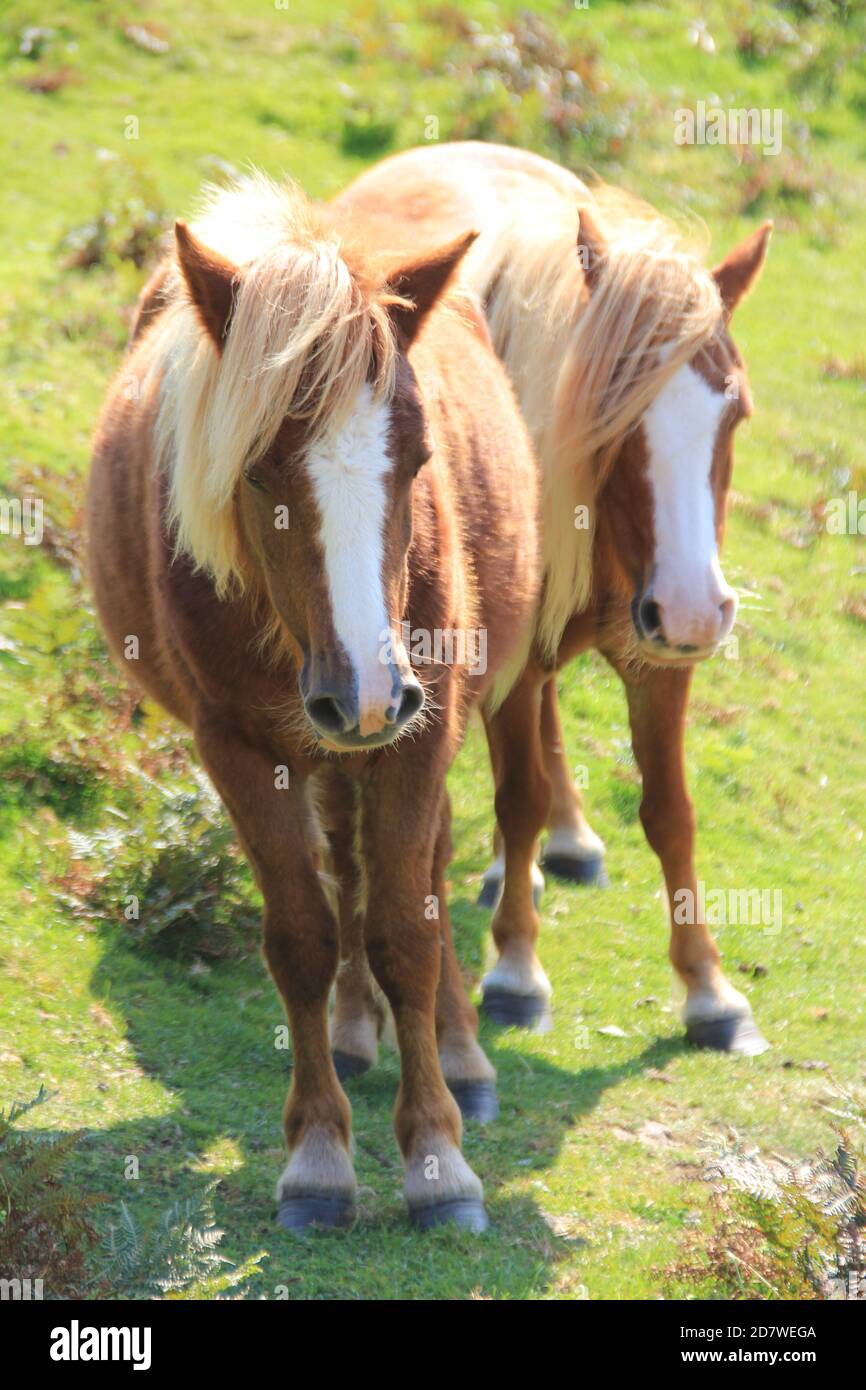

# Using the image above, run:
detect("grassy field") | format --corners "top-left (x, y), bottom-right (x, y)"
top-left (1, 0), bottom-right (865, 1299)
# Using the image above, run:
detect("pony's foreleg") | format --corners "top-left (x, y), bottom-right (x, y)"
top-left (479, 672), bottom-right (553, 1028)
top-left (327, 777), bottom-right (496, 1116)
top-left (195, 722), bottom-right (357, 1231)
top-left (322, 772), bottom-right (386, 1081)
top-left (538, 677), bottom-right (607, 886)
top-left (361, 754), bottom-right (487, 1233)
top-left (432, 794), bottom-right (498, 1123)
top-left (622, 665), bottom-right (769, 1055)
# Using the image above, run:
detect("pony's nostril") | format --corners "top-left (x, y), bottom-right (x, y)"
top-left (639, 597), bottom-right (664, 639)
top-left (719, 596), bottom-right (737, 635)
top-left (306, 694), bottom-right (354, 735)
top-left (388, 682), bottom-right (424, 727)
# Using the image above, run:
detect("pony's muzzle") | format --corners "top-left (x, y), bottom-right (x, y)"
top-left (634, 584), bottom-right (737, 660)
top-left (304, 676), bottom-right (424, 749)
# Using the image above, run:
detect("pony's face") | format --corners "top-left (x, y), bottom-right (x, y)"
top-left (596, 222), bottom-right (771, 666)
top-left (172, 215), bottom-right (477, 753)
top-left (605, 336), bottom-right (745, 666)
top-left (239, 358), bottom-right (430, 751)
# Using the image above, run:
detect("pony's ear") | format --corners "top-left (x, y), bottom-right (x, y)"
top-left (174, 220), bottom-right (239, 348)
top-left (577, 206), bottom-right (607, 292)
top-left (712, 221), bottom-right (773, 317)
top-left (386, 230), bottom-right (479, 344)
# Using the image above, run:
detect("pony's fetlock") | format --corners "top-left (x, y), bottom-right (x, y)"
top-left (404, 1133), bottom-right (485, 1220)
top-left (276, 1126), bottom-right (357, 1203)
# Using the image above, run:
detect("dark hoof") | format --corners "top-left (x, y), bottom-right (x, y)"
top-left (332, 1049), bottom-right (372, 1082)
top-left (481, 987), bottom-right (552, 1032)
top-left (541, 853), bottom-right (608, 887)
top-left (477, 874), bottom-right (502, 910)
top-left (686, 1013), bottom-right (770, 1056)
top-left (277, 1192), bottom-right (356, 1232)
top-left (410, 1198), bottom-right (489, 1234)
top-left (448, 1079), bottom-right (499, 1124)
top-left (477, 876), bottom-right (543, 910)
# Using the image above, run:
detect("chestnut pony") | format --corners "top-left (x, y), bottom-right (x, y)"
top-left (338, 142), bottom-right (773, 1054)
top-left (87, 175), bottom-right (539, 1232)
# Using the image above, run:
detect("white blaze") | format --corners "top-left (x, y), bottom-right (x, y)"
top-left (642, 363), bottom-right (736, 648)
top-left (306, 383), bottom-right (399, 726)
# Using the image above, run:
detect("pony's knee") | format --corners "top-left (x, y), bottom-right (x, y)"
top-left (263, 907), bottom-right (338, 998)
top-left (365, 918), bottom-right (439, 1009)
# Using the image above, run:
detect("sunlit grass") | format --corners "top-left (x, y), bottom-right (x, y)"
top-left (0, 0), bottom-right (864, 1299)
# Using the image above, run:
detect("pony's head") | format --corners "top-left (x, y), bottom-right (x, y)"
top-left (543, 197), bottom-right (771, 666)
top-left (155, 178), bottom-right (476, 751)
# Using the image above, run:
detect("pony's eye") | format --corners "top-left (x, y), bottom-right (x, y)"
top-left (413, 449), bottom-right (433, 477)
top-left (244, 470), bottom-right (267, 492)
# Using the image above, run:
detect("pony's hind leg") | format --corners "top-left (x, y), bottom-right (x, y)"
top-left (476, 682), bottom-right (543, 913)
top-left (477, 826), bottom-right (545, 913)
top-left (361, 755), bottom-right (487, 1233)
top-left (433, 795), bottom-right (498, 1123)
top-left (479, 672), bottom-right (554, 1029)
top-left (538, 678), bottom-right (608, 887)
top-left (321, 771), bottom-right (386, 1081)
top-left (621, 663), bottom-right (769, 1055)
top-left (195, 723), bottom-right (357, 1231)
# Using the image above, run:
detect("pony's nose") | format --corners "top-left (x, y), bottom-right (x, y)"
top-left (305, 676), bottom-right (424, 744)
top-left (358, 677), bottom-right (425, 738)
top-left (637, 588), bottom-right (737, 652)
top-left (385, 679), bottom-right (424, 728)
top-left (638, 594), bottom-right (664, 642)
top-left (717, 593), bottom-right (737, 640)
top-left (305, 691), bottom-right (357, 736)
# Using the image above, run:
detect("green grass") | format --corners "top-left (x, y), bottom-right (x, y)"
top-left (1, 0), bottom-right (865, 1299)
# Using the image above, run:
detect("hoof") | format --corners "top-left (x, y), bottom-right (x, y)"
top-left (541, 853), bottom-right (608, 887)
top-left (447, 1079), bottom-right (499, 1124)
top-left (332, 1049), bottom-right (372, 1083)
top-left (477, 874), bottom-right (502, 910)
top-left (686, 1013), bottom-right (770, 1056)
top-left (481, 987), bottom-right (551, 1032)
top-left (409, 1198), bottom-right (489, 1234)
top-left (277, 1192), bottom-right (356, 1232)
top-left (477, 875), bottom-right (543, 911)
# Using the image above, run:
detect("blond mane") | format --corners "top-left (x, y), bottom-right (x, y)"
top-left (460, 178), bottom-right (725, 658)
top-left (145, 174), bottom-right (403, 594)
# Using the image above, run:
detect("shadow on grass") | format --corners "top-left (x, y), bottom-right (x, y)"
top-left (60, 915), bottom-right (688, 1299)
